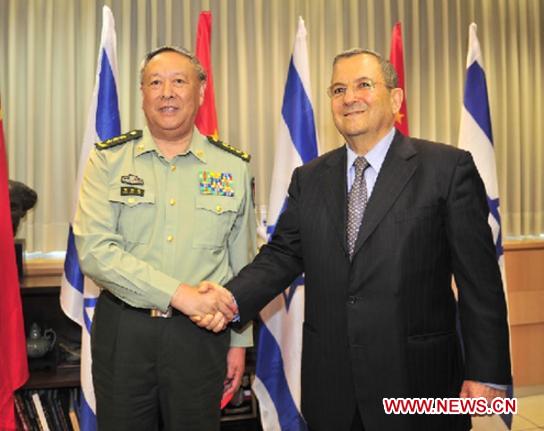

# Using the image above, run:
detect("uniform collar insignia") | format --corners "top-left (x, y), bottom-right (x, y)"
top-left (192, 148), bottom-right (206, 162)
top-left (189, 132), bottom-right (207, 163)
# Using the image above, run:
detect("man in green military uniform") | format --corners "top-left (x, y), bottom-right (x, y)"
top-left (74, 46), bottom-right (255, 431)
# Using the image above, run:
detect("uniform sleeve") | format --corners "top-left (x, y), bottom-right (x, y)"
top-left (227, 163), bottom-right (257, 347)
top-left (446, 151), bottom-right (511, 384)
top-left (73, 148), bottom-right (180, 312)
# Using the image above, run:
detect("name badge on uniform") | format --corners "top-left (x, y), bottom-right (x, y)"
top-left (199, 171), bottom-right (234, 197)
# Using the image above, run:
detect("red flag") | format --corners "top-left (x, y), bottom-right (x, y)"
top-left (390, 22), bottom-right (410, 136)
top-left (195, 11), bottom-right (219, 139)
top-left (194, 11), bottom-right (232, 409)
top-left (0, 97), bottom-right (29, 430)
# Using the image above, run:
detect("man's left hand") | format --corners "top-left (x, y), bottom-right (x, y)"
top-left (224, 347), bottom-right (246, 397)
top-left (459, 380), bottom-right (506, 405)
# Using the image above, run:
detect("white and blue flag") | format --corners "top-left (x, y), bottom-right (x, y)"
top-left (458, 22), bottom-right (513, 430)
top-left (253, 16), bottom-right (318, 431)
top-left (60, 6), bottom-right (120, 430)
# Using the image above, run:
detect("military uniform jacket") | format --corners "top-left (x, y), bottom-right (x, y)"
top-left (74, 127), bottom-right (256, 346)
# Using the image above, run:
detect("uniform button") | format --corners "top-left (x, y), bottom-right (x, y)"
top-left (348, 296), bottom-right (357, 304)
top-left (167, 235), bottom-right (174, 242)
top-left (215, 205), bottom-right (222, 213)
top-left (170, 165), bottom-right (176, 171)
top-left (137, 144), bottom-right (144, 150)
top-left (169, 198), bottom-right (176, 206)
top-left (196, 150), bottom-right (204, 158)
top-left (127, 197), bottom-right (135, 204)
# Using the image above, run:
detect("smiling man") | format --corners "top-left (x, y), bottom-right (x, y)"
top-left (73, 46), bottom-right (255, 431)
top-left (195, 49), bottom-right (511, 431)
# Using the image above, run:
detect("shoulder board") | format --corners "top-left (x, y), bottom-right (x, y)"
top-left (207, 136), bottom-right (250, 162)
top-left (95, 129), bottom-right (143, 150)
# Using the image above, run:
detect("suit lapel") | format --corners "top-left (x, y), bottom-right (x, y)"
top-left (320, 147), bottom-right (349, 255)
top-left (352, 133), bottom-right (418, 257)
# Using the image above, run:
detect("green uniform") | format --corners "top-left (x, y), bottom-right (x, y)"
top-left (74, 126), bottom-right (255, 346)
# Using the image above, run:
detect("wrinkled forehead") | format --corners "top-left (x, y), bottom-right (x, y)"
top-left (331, 53), bottom-right (383, 84)
top-left (142, 51), bottom-right (198, 79)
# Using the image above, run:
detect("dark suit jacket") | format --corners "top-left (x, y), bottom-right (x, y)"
top-left (227, 132), bottom-right (511, 431)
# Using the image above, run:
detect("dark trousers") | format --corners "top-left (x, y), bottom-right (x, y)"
top-left (91, 291), bottom-right (230, 431)
top-left (350, 408), bottom-right (365, 431)
top-left (308, 408), bottom-right (365, 431)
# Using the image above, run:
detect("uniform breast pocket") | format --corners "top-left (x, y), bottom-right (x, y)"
top-left (109, 188), bottom-right (156, 244)
top-left (192, 195), bottom-right (240, 249)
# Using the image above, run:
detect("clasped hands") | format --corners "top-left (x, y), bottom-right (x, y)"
top-left (170, 281), bottom-right (235, 332)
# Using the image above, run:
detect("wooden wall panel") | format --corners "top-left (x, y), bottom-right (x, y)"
top-left (504, 240), bottom-right (544, 387)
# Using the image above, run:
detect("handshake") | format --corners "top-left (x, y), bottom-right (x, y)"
top-left (171, 281), bottom-right (237, 332)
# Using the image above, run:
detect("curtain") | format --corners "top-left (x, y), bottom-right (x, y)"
top-left (0, 0), bottom-right (542, 251)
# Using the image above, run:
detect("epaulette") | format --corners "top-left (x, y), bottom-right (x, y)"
top-left (207, 136), bottom-right (250, 162)
top-left (95, 129), bottom-right (143, 150)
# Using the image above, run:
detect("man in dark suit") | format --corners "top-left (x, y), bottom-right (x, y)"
top-left (196, 48), bottom-right (512, 431)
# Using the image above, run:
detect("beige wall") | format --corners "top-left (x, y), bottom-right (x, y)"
top-left (1, 0), bottom-right (543, 251)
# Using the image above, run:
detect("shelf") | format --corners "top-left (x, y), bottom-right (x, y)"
top-left (20, 274), bottom-right (62, 290)
top-left (221, 412), bottom-right (257, 422)
top-left (24, 365), bottom-right (80, 389)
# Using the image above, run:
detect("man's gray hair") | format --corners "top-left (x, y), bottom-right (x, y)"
top-left (333, 48), bottom-right (398, 89)
top-left (140, 45), bottom-right (207, 83)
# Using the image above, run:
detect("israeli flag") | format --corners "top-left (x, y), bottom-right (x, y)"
top-left (60, 6), bottom-right (120, 430)
top-left (253, 17), bottom-right (318, 431)
top-left (458, 23), bottom-right (512, 430)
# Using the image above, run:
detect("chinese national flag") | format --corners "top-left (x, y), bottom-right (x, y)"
top-left (194, 11), bottom-right (231, 409)
top-left (0, 97), bottom-right (29, 430)
top-left (390, 21), bottom-right (410, 136)
top-left (195, 11), bottom-right (219, 139)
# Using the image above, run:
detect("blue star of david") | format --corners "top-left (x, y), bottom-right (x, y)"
top-left (83, 296), bottom-right (98, 332)
top-left (266, 222), bottom-right (304, 312)
top-left (487, 196), bottom-right (503, 259)
top-left (283, 275), bottom-right (304, 311)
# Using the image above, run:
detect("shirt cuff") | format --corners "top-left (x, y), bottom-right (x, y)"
top-left (231, 295), bottom-right (240, 322)
top-left (480, 382), bottom-right (508, 391)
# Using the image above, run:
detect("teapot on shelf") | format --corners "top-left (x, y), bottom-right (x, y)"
top-left (26, 322), bottom-right (56, 358)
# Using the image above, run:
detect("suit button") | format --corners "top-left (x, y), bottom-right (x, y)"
top-left (348, 296), bottom-right (357, 304)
